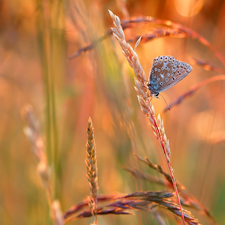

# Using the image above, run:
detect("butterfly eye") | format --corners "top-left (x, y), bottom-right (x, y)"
top-left (165, 78), bottom-right (169, 82)
top-left (164, 56), bottom-right (168, 61)
top-left (159, 56), bottom-right (163, 62)
top-left (172, 77), bottom-right (175, 81)
top-left (172, 59), bottom-right (175, 63)
top-left (160, 82), bottom-right (163, 86)
top-left (161, 67), bottom-right (164, 70)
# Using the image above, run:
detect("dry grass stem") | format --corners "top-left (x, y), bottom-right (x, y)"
top-left (68, 26), bottom-right (186, 60)
top-left (124, 166), bottom-right (168, 187)
top-left (22, 105), bottom-right (51, 189)
top-left (192, 58), bottom-right (225, 73)
top-left (22, 104), bottom-right (56, 222)
top-left (121, 17), bottom-right (225, 66)
top-left (70, 16), bottom-right (225, 68)
top-left (52, 200), bottom-right (64, 225)
top-left (134, 154), bottom-right (184, 190)
top-left (109, 10), bottom-right (186, 224)
top-left (86, 117), bottom-right (98, 224)
top-left (164, 75), bottom-right (225, 112)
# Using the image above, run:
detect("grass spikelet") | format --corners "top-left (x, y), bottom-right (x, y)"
top-left (22, 104), bottom-right (46, 163)
top-left (86, 117), bottom-right (98, 224)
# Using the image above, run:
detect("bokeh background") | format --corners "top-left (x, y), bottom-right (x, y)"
top-left (1, 0), bottom-right (225, 224)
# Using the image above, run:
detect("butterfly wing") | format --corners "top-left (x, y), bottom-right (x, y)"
top-left (148, 56), bottom-right (192, 94)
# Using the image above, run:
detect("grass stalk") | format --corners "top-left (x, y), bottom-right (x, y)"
top-left (108, 10), bottom-right (186, 225)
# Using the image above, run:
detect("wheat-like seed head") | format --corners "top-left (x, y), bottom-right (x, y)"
top-left (86, 117), bottom-right (98, 223)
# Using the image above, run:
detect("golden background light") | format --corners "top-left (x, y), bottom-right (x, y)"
top-left (174, 0), bottom-right (203, 17)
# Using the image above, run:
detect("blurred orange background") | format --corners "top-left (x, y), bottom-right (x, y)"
top-left (0, 0), bottom-right (225, 224)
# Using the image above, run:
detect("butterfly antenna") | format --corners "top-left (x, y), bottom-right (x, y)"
top-left (159, 93), bottom-right (170, 110)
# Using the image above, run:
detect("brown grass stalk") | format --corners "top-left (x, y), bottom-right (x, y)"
top-left (70, 16), bottom-right (225, 68)
top-left (121, 17), bottom-right (225, 67)
top-left (191, 58), bottom-right (225, 73)
top-left (86, 117), bottom-right (98, 224)
top-left (124, 166), bottom-right (168, 187)
top-left (164, 75), bottom-right (225, 112)
top-left (134, 154), bottom-right (185, 190)
top-left (68, 27), bottom-right (186, 59)
top-left (108, 10), bottom-right (186, 225)
top-left (126, 28), bottom-right (187, 44)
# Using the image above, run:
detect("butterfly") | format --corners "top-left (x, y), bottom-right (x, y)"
top-left (147, 56), bottom-right (192, 98)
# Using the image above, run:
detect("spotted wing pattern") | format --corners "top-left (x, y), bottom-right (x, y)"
top-left (148, 56), bottom-right (192, 95)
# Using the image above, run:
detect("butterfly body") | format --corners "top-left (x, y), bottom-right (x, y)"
top-left (147, 56), bottom-right (192, 97)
